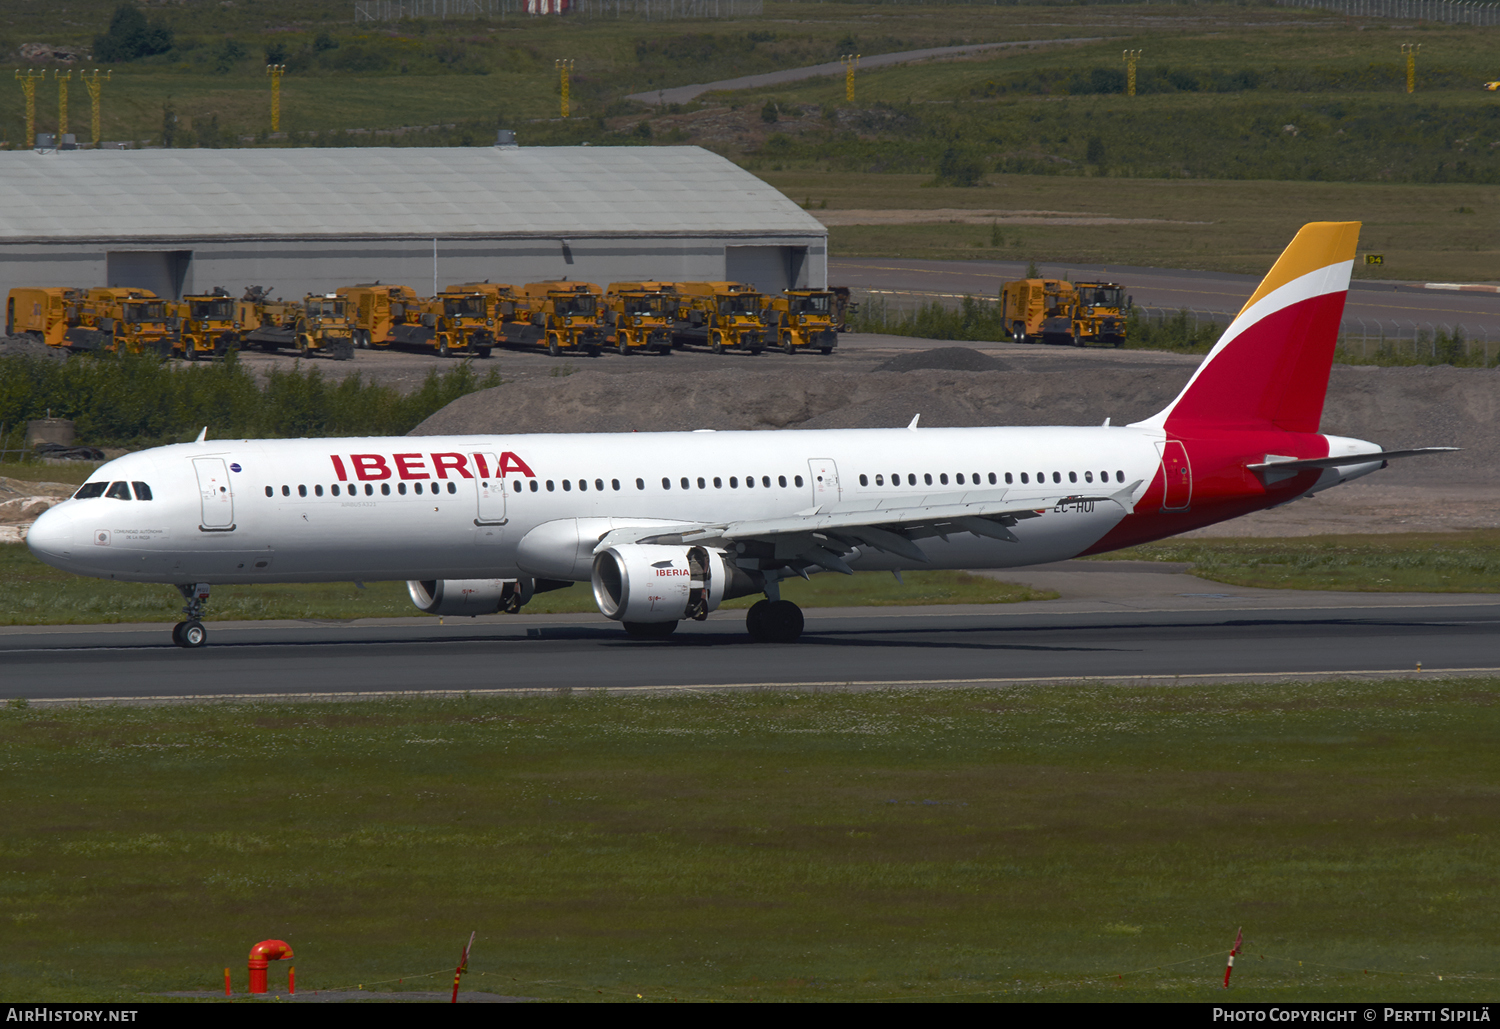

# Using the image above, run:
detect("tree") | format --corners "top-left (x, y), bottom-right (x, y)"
top-left (93, 4), bottom-right (174, 63)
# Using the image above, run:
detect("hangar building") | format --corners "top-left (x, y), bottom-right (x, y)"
top-left (0, 145), bottom-right (826, 302)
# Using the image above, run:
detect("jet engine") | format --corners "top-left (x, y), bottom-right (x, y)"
top-left (407, 578), bottom-right (532, 616)
top-left (591, 544), bottom-right (757, 623)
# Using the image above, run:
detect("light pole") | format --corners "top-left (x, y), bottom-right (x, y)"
top-left (81, 69), bottom-right (109, 147)
top-left (840, 53), bottom-right (859, 102)
top-left (1401, 42), bottom-right (1420, 93)
top-left (14, 69), bottom-right (39, 147)
top-left (54, 69), bottom-right (70, 141)
top-left (1122, 49), bottom-right (1144, 97)
top-left (556, 59), bottom-right (574, 119)
top-left (266, 64), bottom-right (285, 133)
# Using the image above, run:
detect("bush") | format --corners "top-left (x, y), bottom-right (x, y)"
top-left (851, 296), bottom-right (1007, 342)
top-left (0, 352), bottom-right (500, 448)
top-left (93, 3), bottom-right (173, 63)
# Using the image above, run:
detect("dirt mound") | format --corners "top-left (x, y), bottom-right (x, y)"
top-left (0, 335), bottom-right (68, 362)
top-left (874, 347), bottom-right (1010, 374)
top-left (412, 363), bottom-right (1498, 486)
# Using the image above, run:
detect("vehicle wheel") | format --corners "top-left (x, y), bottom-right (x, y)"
top-left (745, 599), bottom-right (772, 641)
top-left (587, 345), bottom-right (601, 358)
top-left (298, 337), bottom-right (312, 358)
top-left (184, 343), bottom-right (198, 362)
top-left (175, 620), bottom-right (208, 649)
top-left (711, 331), bottom-right (724, 354)
top-left (618, 337), bottom-right (630, 354)
top-left (623, 620), bottom-right (678, 639)
top-left (438, 337), bottom-right (450, 358)
top-left (820, 346), bottom-right (834, 355)
top-left (477, 346), bottom-right (492, 359)
top-left (782, 332), bottom-right (795, 355)
top-left (548, 334), bottom-right (561, 357)
top-left (750, 600), bottom-right (803, 643)
top-left (1072, 330), bottom-right (1084, 348)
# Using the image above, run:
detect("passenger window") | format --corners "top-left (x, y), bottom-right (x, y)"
top-left (955, 474), bottom-right (964, 485)
top-left (1069, 472), bottom-right (1077, 483)
top-left (298, 485), bottom-right (308, 497)
top-left (924, 474), bottom-right (932, 486)
top-left (1116, 470), bottom-right (1124, 483)
top-left (563, 480), bottom-right (572, 491)
top-left (875, 474), bottom-right (883, 486)
top-left (973, 472), bottom-right (980, 483)
top-left (939, 473), bottom-right (948, 485)
top-left (596, 479), bottom-right (605, 491)
top-left (1020, 473), bottom-right (1029, 484)
top-left (662, 477), bottom-right (671, 490)
top-left (681, 477), bottom-right (689, 489)
top-left (530, 481), bottom-right (539, 492)
top-left (447, 482), bottom-right (456, 494)
top-left (332, 484), bottom-right (341, 496)
top-left (74, 482), bottom-right (107, 499)
top-left (132, 482), bottom-right (153, 501)
top-left (612, 479), bottom-right (620, 491)
top-left (365, 484), bottom-right (374, 496)
top-left (1053, 472), bottom-right (1061, 484)
top-left (907, 474), bottom-right (915, 486)
top-left (547, 480), bottom-right (556, 492)
top-left (106, 481), bottom-right (132, 500)
top-left (762, 476), bottom-right (771, 488)
top-left (414, 483), bottom-right (423, 494)
top-left (264, 486), bottom-right (273, 498)
top-left (859, 474), bottom-right (868, 486)
top-left (398, 482), bottom-right (407, 495)
top-left (576, 480), bottom-right (585, 492)
top-left (713, 477), bottom-right (723, 489)
top-left (1084, 471), bottom-right (1093, 483)
top-left (729, 477), bottom-right (738, 488)
top-left (697, 477), bottom-right (706, 489)
top-left (1001, 473), bottom-right (1009, 485)
top-left (511, 481), bottom-right (519, 492)
top-left (314, 484), bottom-right (323, 497)
top-left (778, 475), bottom-right (787, 487)
top-left (381, 483), bottom-right (391, 496)
top-left (795, 475), bottom-right (804, 487)
top-left (636, 478), bottom-right (645, 490)
top-left (282, 485), bottom-right (291, 497)
top-left (745, 475), bottom-right (754, 489)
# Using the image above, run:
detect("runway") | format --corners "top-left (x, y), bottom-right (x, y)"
top-left (4, 595), bottom-right (1497, 704)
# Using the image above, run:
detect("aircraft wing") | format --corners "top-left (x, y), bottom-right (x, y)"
top-left (592, 481), bottom-right (1143, 573)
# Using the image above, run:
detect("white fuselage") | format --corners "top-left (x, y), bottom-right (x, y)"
top-left (26, 425), bottom-right (1170, 585)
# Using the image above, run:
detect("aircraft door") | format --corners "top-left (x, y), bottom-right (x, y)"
top-left (807, 458), bottom-right (841, 506)
top-left (474, 452), bottom-right (508, 540)
top-left (1158, 440), bottom-right (1192, 511)
top-left (193, 457), bottom-right (235, 530)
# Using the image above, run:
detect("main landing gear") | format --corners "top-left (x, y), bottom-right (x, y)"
top-left (745, 599), bottom-right (804, 643)
top-left (172, 582), bottom-right (211, 649)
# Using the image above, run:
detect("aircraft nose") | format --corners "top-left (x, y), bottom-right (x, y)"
top-left (25, 503), bottom-right (75, 567)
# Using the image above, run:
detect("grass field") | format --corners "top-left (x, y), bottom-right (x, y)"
top-left (0, 682), bottom-right (1496, 1002)
top-left (1092, 530), bottom-right (1500, 594)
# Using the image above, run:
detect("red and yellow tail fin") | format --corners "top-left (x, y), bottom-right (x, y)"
top-left (1136, 221), bottom-right (1361, 435)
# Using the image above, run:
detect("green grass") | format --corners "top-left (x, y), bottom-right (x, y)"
top-left (0, 682), bottom-right (1496, 1001)
top-left (0, 544), bottom-right (1050, 625)
top-left (1091, 531), bottom-right (1500, 593)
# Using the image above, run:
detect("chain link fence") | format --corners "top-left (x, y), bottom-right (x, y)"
top-left (355, 0), bottom-right (762, 20)
top-left (1274, 0), bottom-right (1500, 25)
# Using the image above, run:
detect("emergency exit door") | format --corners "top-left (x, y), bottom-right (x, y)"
top-left (193, 457), bottom-right (235, 530)
top-left (474, 452), bottom-right (508, 543)
top-left (1159, 440), bottom-right (1192, 511)
top-left (808, 458), bottom-right (841, 506)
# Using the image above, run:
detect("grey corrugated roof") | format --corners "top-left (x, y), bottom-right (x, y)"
top-left (0, 145), bottom-right (825, 242)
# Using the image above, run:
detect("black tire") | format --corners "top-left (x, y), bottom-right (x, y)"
top-left (820, 346), bottom-right (834, 355)
top-left (477, 346), bottom-right (492, 359)
top-left (176, 620), bottom-right (207, 649)
top-left (623, 620), bottom-right (678, 639)
top-left (548, 334), bottom-right (561, 357)
top-left (438, 337), bottom-right (450, 358)
top-left (617, 335), bottom-right (630, 355)
top-left (749, 600), bottom-right (803, 643)
top-left (184, 343), bottom-right (198, 362)
top-left (782, 332), bottom-right (795, 355)
top-left (1073, 330), bottom-right (1085, 348)
top-left (587, 345), bottom-right (600, 358)
top-left (711, 331), bottom-right (724, 354)
top-left (745, 599), bottom-right (772, 642)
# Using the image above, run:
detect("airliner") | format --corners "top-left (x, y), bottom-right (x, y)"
top-left (26, 222), bottom-right (1455, 648)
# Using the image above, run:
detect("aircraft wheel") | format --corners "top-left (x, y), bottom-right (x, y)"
top-left (623, 620), bottom-right (678, 639)
top-left (748, 599), bottom-right (802, 643)
top-left (174, 620), bottom-right (208, 649)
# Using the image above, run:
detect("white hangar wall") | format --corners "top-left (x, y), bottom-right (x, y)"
top-left (0, 145), bottom-right (827, 301)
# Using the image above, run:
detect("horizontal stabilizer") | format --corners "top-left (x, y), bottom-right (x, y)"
top-left (1248, 447), bottom-right (1460, 473)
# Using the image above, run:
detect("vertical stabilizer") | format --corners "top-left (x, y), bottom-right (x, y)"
top-left (1133, 222), bottom-right (1360, 434)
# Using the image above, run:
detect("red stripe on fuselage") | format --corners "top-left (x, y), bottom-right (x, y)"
top-left (1081, 429), bottom-right (1329, 555)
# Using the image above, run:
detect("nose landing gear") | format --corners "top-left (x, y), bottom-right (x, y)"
top-left (172, 582), bottom-right (211, 649)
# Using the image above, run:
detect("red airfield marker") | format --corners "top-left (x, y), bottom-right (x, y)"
top-left (1223, 927), bottom-right (1244, 988)
top-left (452, 931), bottom-right (476, 1004)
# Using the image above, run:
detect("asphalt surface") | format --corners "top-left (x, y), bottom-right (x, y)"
top-left (830, 256), bottom-right (1500, 334)
top-left (5, 592), bottom-right (1496, 704)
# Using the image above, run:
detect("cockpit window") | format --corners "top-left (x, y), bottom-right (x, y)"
top-left (74, 482), bottom-right (107, 500)
top-left (132, 482), bottom-right (153, 501)
top-left (105, 481), bottom-right (132, 500)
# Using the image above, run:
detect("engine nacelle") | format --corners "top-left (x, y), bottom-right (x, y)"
top-left (592, 544), bottom-right (751, 623)
top-left (407, 578), bottom-right (533, 616)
